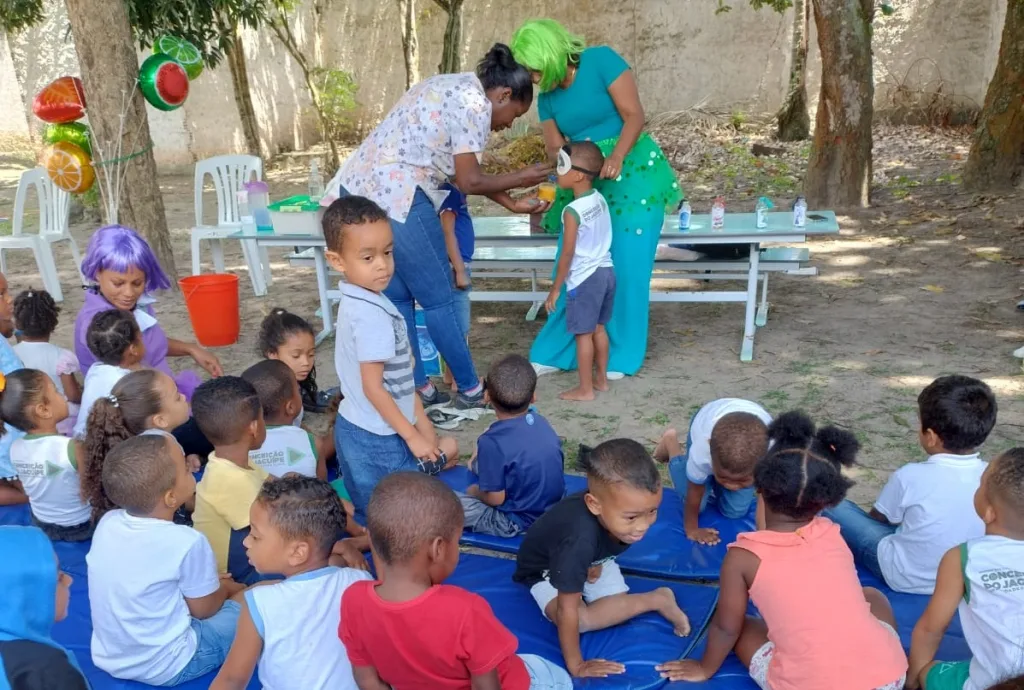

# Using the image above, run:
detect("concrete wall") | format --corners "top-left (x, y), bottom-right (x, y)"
top-left (0, 0), bottom-right (1007, 166)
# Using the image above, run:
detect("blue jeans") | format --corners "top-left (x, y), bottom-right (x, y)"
top-left (453, 264), bottom-right (472, 339)
top-left (335, 414), bottom-right (419, 524)
top-left (822, 499), bottom-right (896, 582)
top-left (160, 600), bottom-right (241, 686)
top-left (666, 422), bottom-right (755, 519)
top-left (335, 187), bottom-right (479, 391)
top-left (519, 654), bottom-right (573, 689)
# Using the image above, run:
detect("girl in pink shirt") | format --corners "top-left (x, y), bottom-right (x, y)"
top-left (658, 411), bottom-right (908, 689)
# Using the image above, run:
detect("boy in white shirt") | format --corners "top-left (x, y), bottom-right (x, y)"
top-left (211, 475), bottom-right (372, 690)
top-left (87, 434), bottom-right (244, 686)
top-left (907, 448), bottom-right (1024, 690)
top-left (543, 142), bottom-right (616, 402)
top-left (825, 375), bottom-right (997, 594)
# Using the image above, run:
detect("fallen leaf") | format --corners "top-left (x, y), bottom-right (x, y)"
top-left (897, 220), bottom-right (914, 226)
top-left (922, 285), bottom-right (945, 293)
top-left (863, 349), bottom-right (885, 356)
top-left (893, 414), bottom-right (911, 428)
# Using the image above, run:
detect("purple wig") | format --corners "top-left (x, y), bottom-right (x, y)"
top-left (81, 225), bottom-right (172, 292)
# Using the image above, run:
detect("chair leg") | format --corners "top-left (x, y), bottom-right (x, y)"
top-left (240, 240), bottom-right (267, 296)
top-left (0, 249), bottom-right (6, 277)
top-left (211, 239), bottom-right (226, 274)
top-left (34, 243), bottom-right (64, 302)
top-left (258, 246), bottom-right (273, 289)
top-left (191, 233), bottom-right (203, 276)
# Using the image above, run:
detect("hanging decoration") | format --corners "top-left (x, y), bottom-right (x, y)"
top-left (42, 141), bottom-right (95, 194)
top-left (42, 122), bottom-right (92, 157)
top-left (138, 54), bottom-right (190, 111)
top-left (153, 35), bottom-right (204, 80)
top-left (32, 77), bottom-right (86, 124)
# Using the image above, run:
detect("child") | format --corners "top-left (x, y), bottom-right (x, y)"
top-left (13, 288), bottom-right (82, 436)
top-left (459, 354), bottom-right (564, 537)
top-left (656, 411), bottom-right (908, 688)
top-left (241, 359), bottom-right (326, 480)
top-left (259, 308), bottom-right (338, 419)
top-left (0, 525), bottom-right (88, 689)
top-left (340, 472), bottom-right (574, 689)
top-left (3, 369), bottom-right (92, 541)
top-left (81, 369), bottom-right (195, 521)
top-left (655, 398), bottom-right (772, 545)
top-left (907, 448), bottom-right (1024, 690)
top-left (543, 141), bottom-right (616, 402)
top-left (73, 309), bottom-right (144, 439)
top-left (323, 195), bottom-right (458, 522)
top-left (88, 435), bottom-right (243, 685)
top-left (434, 179), bottom-right (473, 402)
top-left (210, 475), bottom-right (373, 690)
top-left (513, 438), bottom-right (691, 678)
top-left (825, 375), bottom-right (996, 594)
top-left (0, 271), bottom-right (29, 507)
top-left (191, 376), bottom-right (270, 586)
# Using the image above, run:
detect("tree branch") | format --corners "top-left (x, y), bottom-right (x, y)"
top-left (432, 0), bottom-right (451, 11)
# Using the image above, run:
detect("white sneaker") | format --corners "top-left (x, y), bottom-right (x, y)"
top-left (1014, 346), bottom-right (1024, 359)
top-left (531, 362), bottom-right (560, 377)
top-left (606, 371), bottom-right (626, 381)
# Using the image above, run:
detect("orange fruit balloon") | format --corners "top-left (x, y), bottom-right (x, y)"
top-left (33, 76), bottom-right (87, 124)
top-left (43, 141), bottom-right (95, 194)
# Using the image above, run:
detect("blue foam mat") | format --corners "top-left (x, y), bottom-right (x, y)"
top-left (447, 553), bottom-right (719, 690)
top-left (440, 466), bottom-right (755, 580)
top-left (681, 570), bottom-right (969, 689)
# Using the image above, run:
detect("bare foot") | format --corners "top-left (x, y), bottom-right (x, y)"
top-left (559, 387), bottom-right (595, 401)
top-left (654, 587), bottom-right (691, 636)
top-left (594, 375), bottom-right (609, 392)
top-left (654, 428), bottom-right (679, 463)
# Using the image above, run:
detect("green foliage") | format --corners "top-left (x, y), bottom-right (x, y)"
top-left (312, 67), bottom-right (360, 143)
top-left (0, 0), bottom-right (45, 33)
top-left (716, 0), bottom-right (793, 14)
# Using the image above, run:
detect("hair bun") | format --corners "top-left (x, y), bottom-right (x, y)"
top-left (767, 410), bottom-right (815, 446)
top-left (816, 426), bottom-right (859, 467)
top-left (484, 43), bottom-right (517, 69)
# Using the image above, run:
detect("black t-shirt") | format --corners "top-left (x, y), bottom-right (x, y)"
top-left (0, 640), bottom-right (88, 690)
top-left (513, 492), bottom-right (629, 592)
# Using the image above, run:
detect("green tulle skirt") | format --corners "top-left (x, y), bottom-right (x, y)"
top-left (529, 132), bottom-right (683, 375)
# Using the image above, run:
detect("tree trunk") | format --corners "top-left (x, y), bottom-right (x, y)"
top-left (963, 0), bottom-right (1024, 190)
top-left (776, 0), bottom-right (811, 141)
top-left (397, 0), bottom-right (420, 89)
top-left (268, 13), bottom-right (340, 171)
top-left (435, 0), bottom-right (464, 73)
top-left (804, 0), bottom-right (874, 208)
top-left (63, 0), bottom-right (178, 281)
top-left (226, 23), bottom-right (265, 159)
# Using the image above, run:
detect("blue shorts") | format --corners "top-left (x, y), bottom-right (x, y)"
top-left (566, 266), bottom-right (616, 335)
top-left (160, 600), bottom-right (241, 686)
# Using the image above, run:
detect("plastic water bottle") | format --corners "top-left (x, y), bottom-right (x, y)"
top-left (308, 159), bottom-right (324, 204)
top-left (711, 196), bottom-right (725, 230)
top-left (237, 190), bottom-right (256, 234)
top-left (793, 195), bottom-right (807, 228)
top-left (755, 196), bottom-right (773, 229)
top-left (678, 200), bottom-right (691, 231)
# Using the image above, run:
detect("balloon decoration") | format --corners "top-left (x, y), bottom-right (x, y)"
top-left (42, 122), bottom-right (92, 157)
top-left (32, 77), bottom-right (86, 124)
top-left (43, 141), bottom-right (95, 194)
top-left (153, 35), bottom-right (204, 80)
top-left (138, 54), bottom-right (190, 111)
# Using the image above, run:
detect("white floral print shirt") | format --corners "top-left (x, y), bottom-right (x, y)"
top-left (323, 73), bottom-right (493, 223)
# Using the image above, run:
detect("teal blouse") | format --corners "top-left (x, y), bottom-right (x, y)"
top-left (537, 46), bottom-right (630, 143)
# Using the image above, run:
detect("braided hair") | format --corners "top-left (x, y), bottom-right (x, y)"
top-left (754, 411), bottom-right (859, 521)
top-left (13, 289), bottom-right (59, 340)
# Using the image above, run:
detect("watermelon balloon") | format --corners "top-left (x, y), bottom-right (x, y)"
top-left (153, 35), bottom-right (204, 80)
top-left (33, 76), bottom-right (87, 124)
top-left (139, 54), bottom-right (189, 111)
top-left (42, 122), bottom-right (92, 157)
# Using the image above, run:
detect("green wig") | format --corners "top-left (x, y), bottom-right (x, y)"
top-left (510, 19), bottom-right (586, 93)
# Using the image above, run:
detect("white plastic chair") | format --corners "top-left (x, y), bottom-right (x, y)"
top-left (2, 168), bottom-right (86, 302)
top-left (190, 155), bottom-right (273, 296)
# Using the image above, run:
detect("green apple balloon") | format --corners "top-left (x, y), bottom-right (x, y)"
top-left (42, 122), bottom-right (91, 157)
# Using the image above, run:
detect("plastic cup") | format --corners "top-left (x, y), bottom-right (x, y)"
top-left (537, 183), bottom-right (556, 203)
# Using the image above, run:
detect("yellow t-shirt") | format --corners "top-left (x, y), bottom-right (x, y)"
top-left (192, 453), bottom-right (269, 575)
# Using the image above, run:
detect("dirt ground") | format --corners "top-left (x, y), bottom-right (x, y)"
top-left (2, 121), bottom-right (1023, 506)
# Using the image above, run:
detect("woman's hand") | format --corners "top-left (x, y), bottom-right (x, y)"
top-left (190, 345), bottom-right (223, 377)
top-left (517, 162), bottom-right (553, 187)
top-left (600, 153), bottom-right (625, 180)
top-left (510, 194), bottom-right (551, 215)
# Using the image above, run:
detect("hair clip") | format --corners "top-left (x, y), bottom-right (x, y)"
top-left (828, 443), bottom-right (836, 452)
top-left (0, 373), bottom-right (6, 394)
top-left (107, 394), bottom-right (119, 408)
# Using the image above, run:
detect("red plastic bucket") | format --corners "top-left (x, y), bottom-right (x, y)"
top-left (178, 274), bottom-right (240, 347)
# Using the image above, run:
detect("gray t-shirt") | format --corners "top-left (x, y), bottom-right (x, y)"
top-left (335, 282), bottom-right (417, 436)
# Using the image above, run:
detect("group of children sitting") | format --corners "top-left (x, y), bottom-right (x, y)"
top-left (2, 165), bottom-right (1023, 690)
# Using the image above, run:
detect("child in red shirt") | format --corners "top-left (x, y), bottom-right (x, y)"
top-left (339, 472), bottom-right (572, 690)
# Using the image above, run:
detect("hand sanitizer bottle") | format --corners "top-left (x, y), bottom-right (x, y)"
top-left (793, 195), bottom-right (807, 228)
top-left (308, 159), bottom-right (324, 204)
top-left (678, 199), bottom-right (691, 231)
top-left (711, 196), bottom-right (725, 230)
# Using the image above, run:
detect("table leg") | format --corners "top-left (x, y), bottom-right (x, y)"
top-left (740, 243), bottom-right (760, 362)
top-left (313, 247), bottom-right (335, 344)
top-left (526, 269), bottom-right (542, 321)
top-left (755, 273), bottom-right (770, 327)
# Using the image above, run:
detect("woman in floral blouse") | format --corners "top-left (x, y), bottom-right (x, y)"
top-left (323, 44), bottom-right (550, 410)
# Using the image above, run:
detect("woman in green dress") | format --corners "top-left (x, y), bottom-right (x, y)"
top-left (511, 19), bottom-right (682, 377)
